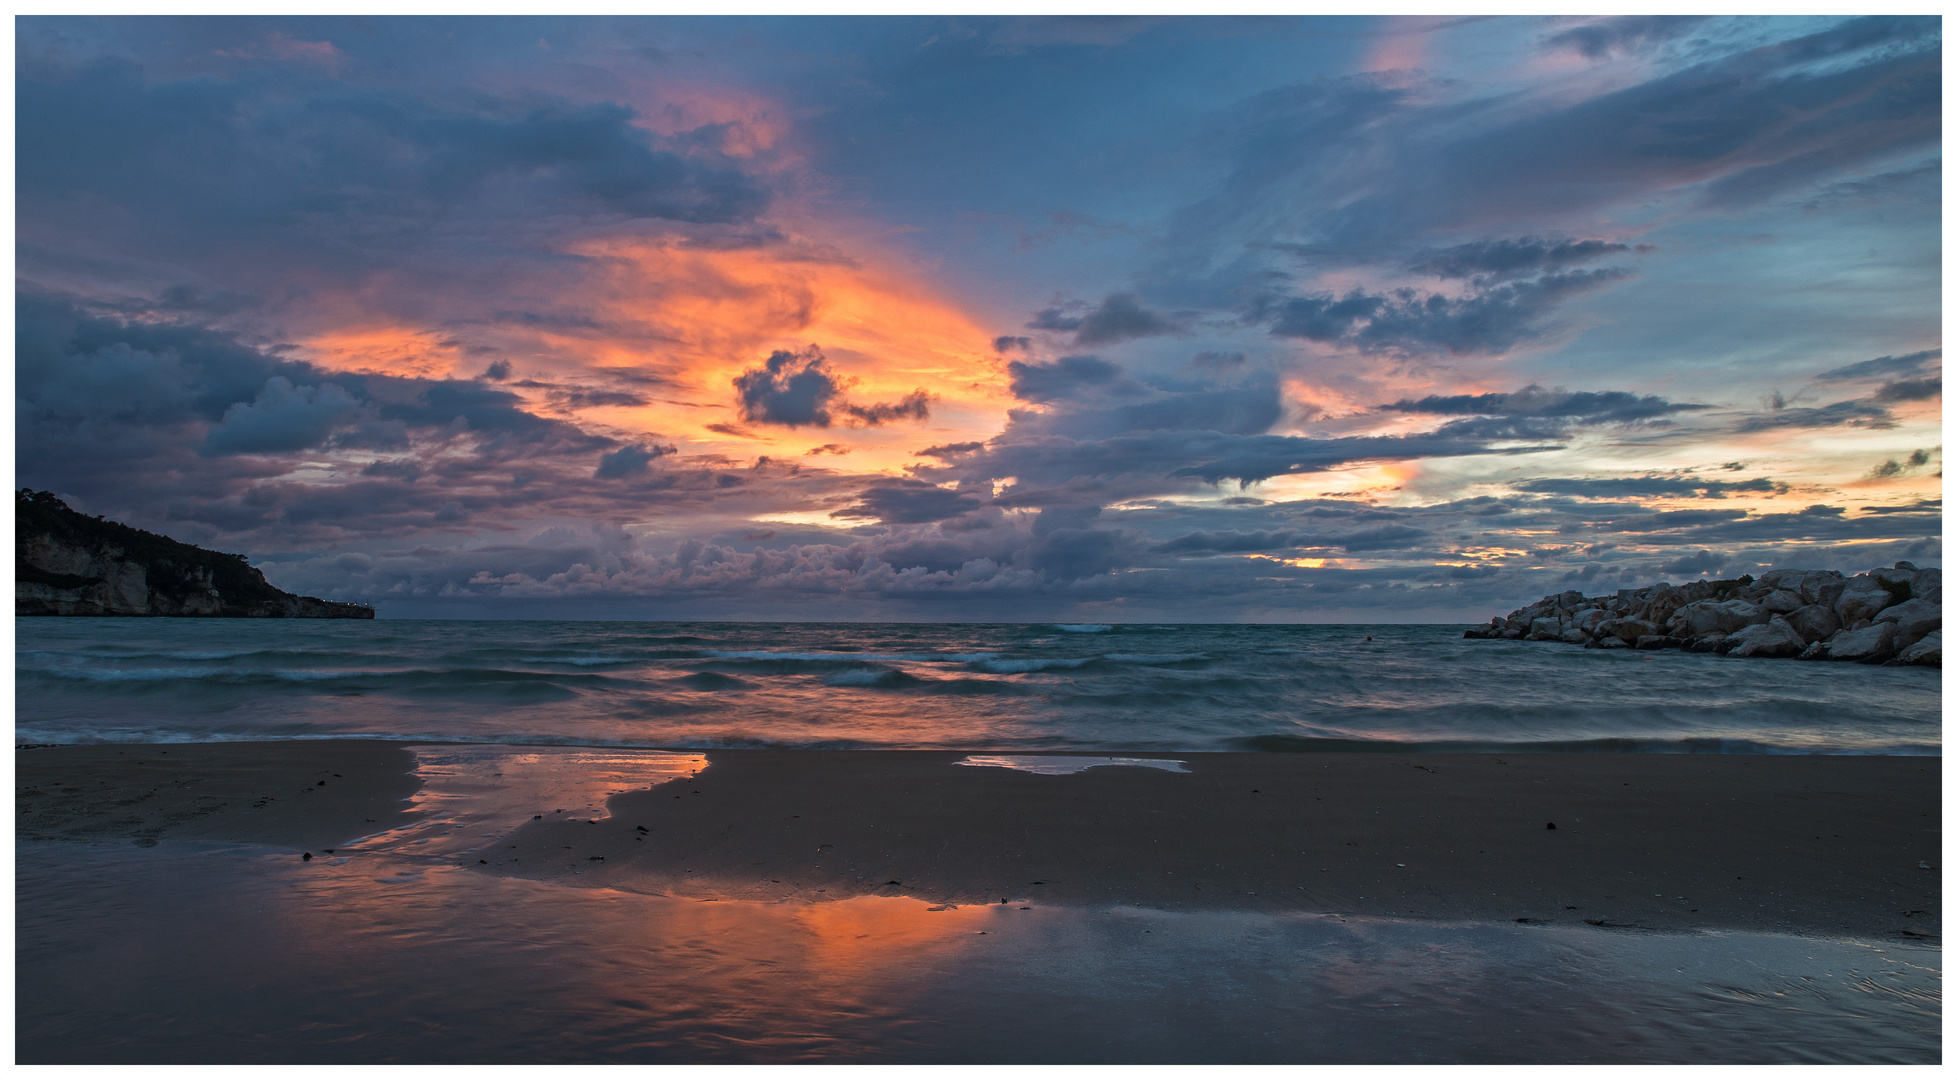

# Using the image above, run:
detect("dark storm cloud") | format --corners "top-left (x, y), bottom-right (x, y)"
top-left (1264, 270), bottom-right (1627, 355)
top-left (732, 346), bottom-right (932, 428)
top-left (1071, 292), bottom-right (1175, 345)
top-left (15, 54), bottom-right (771, 294)
top-left (1513, 476), bottom-right (1787, 499)
top-left (1381, 385), bottom-right (1707, 423)
top-left (992, 335), bottom-right (1033, 353)
top-left (1542, 16), bottom-right (1710, 60)
top-left (201, 377), bottom-right (365, 456)
top-left (1006, 355), bottom-right (1134, 402)
top-left (594, 443), bottom-right (676, 479)
top-left (1406, 238), bottom-right (1632, 280)
top-left (1002, 369), bottom-right (1285, 442)
top-left (1154, 523), bottom-right (1428, 555)
top-left (1154, 528), bottom-right (1300, 554)
top-left (1873, 378), bottom-right (1941, 403)
top-left (1027, 307), bottom-right (1083, 332)
top-left (831, 479), bottom-right (987, 524)
top-left (20, 60), bottom-right (767, 224)
top-left (376, 380), bottom-right (599, 442)
top-left (13, 293), bottom-right (748, 546)
top-left (1815, 348), bottom-right (1940, 382)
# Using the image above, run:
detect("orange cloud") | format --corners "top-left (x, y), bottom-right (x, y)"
top-left (523, 232), bottom-right (1011, 470)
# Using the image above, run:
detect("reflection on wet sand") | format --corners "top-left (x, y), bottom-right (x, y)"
top-left (359, 745), bottom-right (708, 860)
top-left (17, 836), bottom-right (1939, 1064)
top-left (15, 745), bottom-right (1942, 1064)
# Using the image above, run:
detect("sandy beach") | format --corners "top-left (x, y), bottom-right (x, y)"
top-left (18, 742), bottom-right (1940, 941)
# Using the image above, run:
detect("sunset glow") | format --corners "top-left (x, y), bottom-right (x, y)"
top-left (17, 15), bottom-right (1940, 620)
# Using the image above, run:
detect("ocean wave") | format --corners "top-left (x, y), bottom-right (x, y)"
top-left (676, 671), bottom-right (752, 690)
top-left (1230, 734), bottom-right (1945, 756)
top-left (823, 668), bottom-right (910, 688)
top-left (701, 649), bottom-right (996, 664)
top-left (1052, 624), bottom-right (1113, 633)
top-left (973, 657), bottom-right (1095, 674)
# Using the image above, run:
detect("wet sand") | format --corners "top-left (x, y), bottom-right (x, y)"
top-left (16, 743), bottom-right (1941, 940)
top-left (16, 740), bottom-right (421, 850)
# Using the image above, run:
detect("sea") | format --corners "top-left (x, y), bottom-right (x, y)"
top-left (15, 617), bottom-right (1943, 1063)
top-left (14, 618), bottom-right (1943, 754)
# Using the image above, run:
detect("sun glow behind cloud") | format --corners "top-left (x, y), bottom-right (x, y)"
top-left (13, 15), bottom-right (1942, 620)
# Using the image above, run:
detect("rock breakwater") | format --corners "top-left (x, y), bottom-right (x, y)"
top-left (16, 490), bottom-right (373, 618)
top-left (1465, 563), bottom-right (1939, 667)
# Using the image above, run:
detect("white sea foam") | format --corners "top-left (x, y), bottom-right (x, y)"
top-left (955, 754), bottom-right (1189, 775)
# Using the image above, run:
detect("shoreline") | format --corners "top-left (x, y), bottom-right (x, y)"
top-left (17, 741), bottom-right (1942, 941)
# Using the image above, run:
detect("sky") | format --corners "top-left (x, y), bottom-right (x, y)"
top-left (14, 15), bottom-right (1943, 621)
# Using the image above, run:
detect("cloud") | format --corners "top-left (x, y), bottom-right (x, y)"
top-left (992, 335), bottom-right (1032, 353)
top-left (732, 346), bottom-right (932, 428)
top-left (1380, 385), bottom-right (1706, 423)
top-left (1512, 475), bottom-right (1787, 499)
top-left (1154, 523), bottom-right (1428, 555)
top-left (1872, 377), bottom-right (1940, 403)
top-left (1192, 351), bottom-right (1245, 370)
top-left (841, 391), bottom-right (933, 426)
top-left (202, 377), bottom-right (364, 456)
top-left (17, 57), bottom-right (773, 287)
top-left (1266, 270), bottom-right (1627, 355)
top-left (735, 347), bottom-right (846, 426)
top-left (1006, 355), bottom-right (1136, 402)
top-left (831, 479), bottom-right (987, 524)
top-left (1027, 307), bottom-right (1083, 332)
top-left (1072, 292), bottom-right (1175, 345)
top-left (917, 441), bottom-right (985, 460)
top-left (546, 387), bottom-right (652, 410)
top-left (1868, 448), bottom-right (1936, 479)
top-left (932, 428), bottom-right (1556, 495)
top-left (1814, 348), bottom-right (1940, 382)
top-left (594, 442), bottom-right (676, 478)
top-left (1542, 16), bottom-right (1710, 60)
top-left (1407, 237), bottom-right (1632, 280)
top-left (1735, 398), bottom-right (1895, 431)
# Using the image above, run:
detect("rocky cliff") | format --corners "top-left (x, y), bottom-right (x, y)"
top-left (1466, 562), bottom-right (1939, 667)
top-left (16, 490), bottom-right (373, 618)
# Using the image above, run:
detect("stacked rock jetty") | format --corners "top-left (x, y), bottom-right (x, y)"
top-left (1465, 562), bottom-right (1940, 667)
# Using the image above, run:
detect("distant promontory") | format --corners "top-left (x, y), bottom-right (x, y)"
top-left (1467, 562), bottom-right (1939, 667)
top-left (16, 490), bottom-right (373, 618)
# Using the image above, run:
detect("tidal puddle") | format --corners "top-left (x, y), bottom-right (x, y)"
top-left (956, 754), bottom-right (1189, 775)
top-left (16, 837), bottom-right (1938, 1063)
top-left (350, 745), bottom-right (707, 861)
